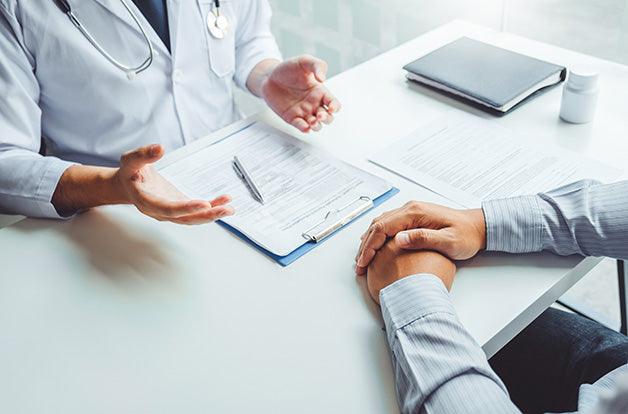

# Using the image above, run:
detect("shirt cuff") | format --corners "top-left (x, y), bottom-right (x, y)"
top-left (380, 275), bottom-right (455, 342)
top-left (35, 157), bottom-right (76, 219)
top-left (482, 195), bottom-right (544, 253)
top-left (234, 42), bottom-right (282, 91)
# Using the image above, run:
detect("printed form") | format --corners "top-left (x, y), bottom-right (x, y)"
top-left (371, 113), bottom-right (621, 208)
top-left (159, 122), bottom-right (391, 256)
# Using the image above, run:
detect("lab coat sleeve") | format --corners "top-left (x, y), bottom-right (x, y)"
top-left (233, 0), bottom-right (282, 90)
top-left (0, 4), bottom-right (74, 218)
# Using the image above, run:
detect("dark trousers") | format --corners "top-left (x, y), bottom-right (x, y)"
top-left (489, 308), bottom-right (628, 413)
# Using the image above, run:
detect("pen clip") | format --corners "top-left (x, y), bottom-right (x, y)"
top-left (302, 196), bottom-right (373, 243)
top-left (233, 157), bottom-right (265, 204)
top-left (233, 162), bottom-right (245, 179)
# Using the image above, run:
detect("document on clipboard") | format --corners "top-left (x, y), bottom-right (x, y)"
top-left (159, 121), bottom-right (397, 265)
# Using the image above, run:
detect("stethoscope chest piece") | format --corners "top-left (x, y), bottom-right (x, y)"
top-left (207, 9), bottom-right (229, 39)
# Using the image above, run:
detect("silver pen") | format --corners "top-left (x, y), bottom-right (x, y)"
top-left (233, 155), bottom-right (266, 204)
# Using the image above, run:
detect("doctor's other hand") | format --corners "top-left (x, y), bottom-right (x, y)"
top-left (363, 241), bottom-right (457, 304)
top-left (355, 202), bottom-right (486, 276)
top-left (115, 144), bottom-right (234, 225)
top-left (260, 55), bottom-right (341, 133)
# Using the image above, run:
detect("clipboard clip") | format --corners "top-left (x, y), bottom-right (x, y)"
top-left (302, 196), bottom-right (374, 243)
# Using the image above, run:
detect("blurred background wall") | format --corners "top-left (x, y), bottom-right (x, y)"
top-left (269, 0), bottom-right (628, 76)
top-left (237, 0), bottom-right (628, 113)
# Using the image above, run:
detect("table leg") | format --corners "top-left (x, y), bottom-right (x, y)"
top-left (619, 260), bottom-right (627, 335)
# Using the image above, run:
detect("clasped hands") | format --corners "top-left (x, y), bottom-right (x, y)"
top-left (355, 201), bottom-right (488, 304)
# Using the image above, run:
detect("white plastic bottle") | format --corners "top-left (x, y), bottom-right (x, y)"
top-left (559, 70), bottom-right (600, 124)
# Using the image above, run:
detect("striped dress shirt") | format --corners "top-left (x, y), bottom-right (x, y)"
top-left (380, 180), bottom-right (628, 413)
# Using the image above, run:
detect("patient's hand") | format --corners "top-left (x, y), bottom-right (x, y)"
top-left (355, 201), bottom-right (485, 275)
top-left (364, 242), bottom-right (457, 304)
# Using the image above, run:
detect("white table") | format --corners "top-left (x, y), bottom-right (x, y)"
top-left (1, 21), bottom-right (626, 414)
top-left (0, 214), bottom-right (22, 229)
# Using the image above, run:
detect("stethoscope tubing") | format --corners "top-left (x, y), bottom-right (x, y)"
top-left (54, 0), bottom-right (224, 77)
top-left (54, 0), bottom-right (155, 76)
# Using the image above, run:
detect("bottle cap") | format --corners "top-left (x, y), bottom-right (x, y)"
top-left (567, 70), bottom-right (599, 90)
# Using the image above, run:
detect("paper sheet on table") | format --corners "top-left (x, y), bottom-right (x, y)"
top-left (159, 122), bottom-right (392, 257)
top-left (370, 112), bottom-right (622, 208)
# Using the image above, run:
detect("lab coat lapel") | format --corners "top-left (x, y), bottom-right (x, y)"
top-left (166, 0), bottom-right (182, 59)
top-left (89, 0), bottom-right (172, 58)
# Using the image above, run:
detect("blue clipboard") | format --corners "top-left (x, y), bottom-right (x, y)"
top-left (217, 187), bottom-right (399, 266)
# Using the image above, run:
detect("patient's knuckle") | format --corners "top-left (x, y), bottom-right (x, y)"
top-left (412, 204), bottom-right (425, 214)
top-left (412, 230), bottom-right (427, 243)
top-left (442, 236), bottom-right (453, 248)
top-left (378, 244), bottom-right (391, 255)
top-left (406, 201), bottom-right (424, 214)
top-left (371, 221), bottom-right (385, 233)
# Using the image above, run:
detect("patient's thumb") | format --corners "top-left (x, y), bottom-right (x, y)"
top-left (396, 229), bottom-right (443, 250)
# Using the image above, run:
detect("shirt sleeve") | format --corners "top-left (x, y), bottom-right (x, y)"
top-left (232, 0), bottom-right (283, 90)
top-left (578, 364), bottom-right (628, 413)
top-left (0, 4), bottom-right (74, 218)
top-left (380, 275), bottom-right (520, 414)
top-left (482, 180), bottom-right (628, 260)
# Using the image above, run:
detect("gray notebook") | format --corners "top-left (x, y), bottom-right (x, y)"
top-left (403, 37), bottom-right (566, 114)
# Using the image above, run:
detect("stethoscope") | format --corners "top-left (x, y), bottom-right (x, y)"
top-left (52, 0), bottom-right (230, 79)
top-left (206, 0), bottom-right (230, 39)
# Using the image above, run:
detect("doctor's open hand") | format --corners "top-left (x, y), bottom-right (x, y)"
top-left (355, 201), bottom-right (487, 276)
top-left (250, 56), bottom-right (341, 133)
top-left (52, 144), bottom-right (234, 224)
top-left (114, 145), bottom-right (234, 224)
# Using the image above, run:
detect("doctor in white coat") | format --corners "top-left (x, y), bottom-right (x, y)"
top-left (0, 0), bottom-right (340, 224)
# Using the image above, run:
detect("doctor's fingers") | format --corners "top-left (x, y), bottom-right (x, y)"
top-left (144, 194), bottom-right (234, 224)
top-left (209, 194), bottom-right (233, 207)
top-left (137, 195), bottom-right (215, 218)
top-left (322, 92), bottom-right (342, 114)
top-left (121, 144), bottom-right (164, 172)
top-left (159, 205), bottom-right (235, 225)
top-left (316, 107), bottom-right (334, 125)
top-left (306, 115), bottom-right (322, 132)
top-left (291, 118), bottom-right (311, 133)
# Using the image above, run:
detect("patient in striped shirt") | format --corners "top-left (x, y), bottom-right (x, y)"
top-left (355, 180), bottom-right (628, 413)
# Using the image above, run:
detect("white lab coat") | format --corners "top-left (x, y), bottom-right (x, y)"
top-left (0, 0), bottom-right (281, 218)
